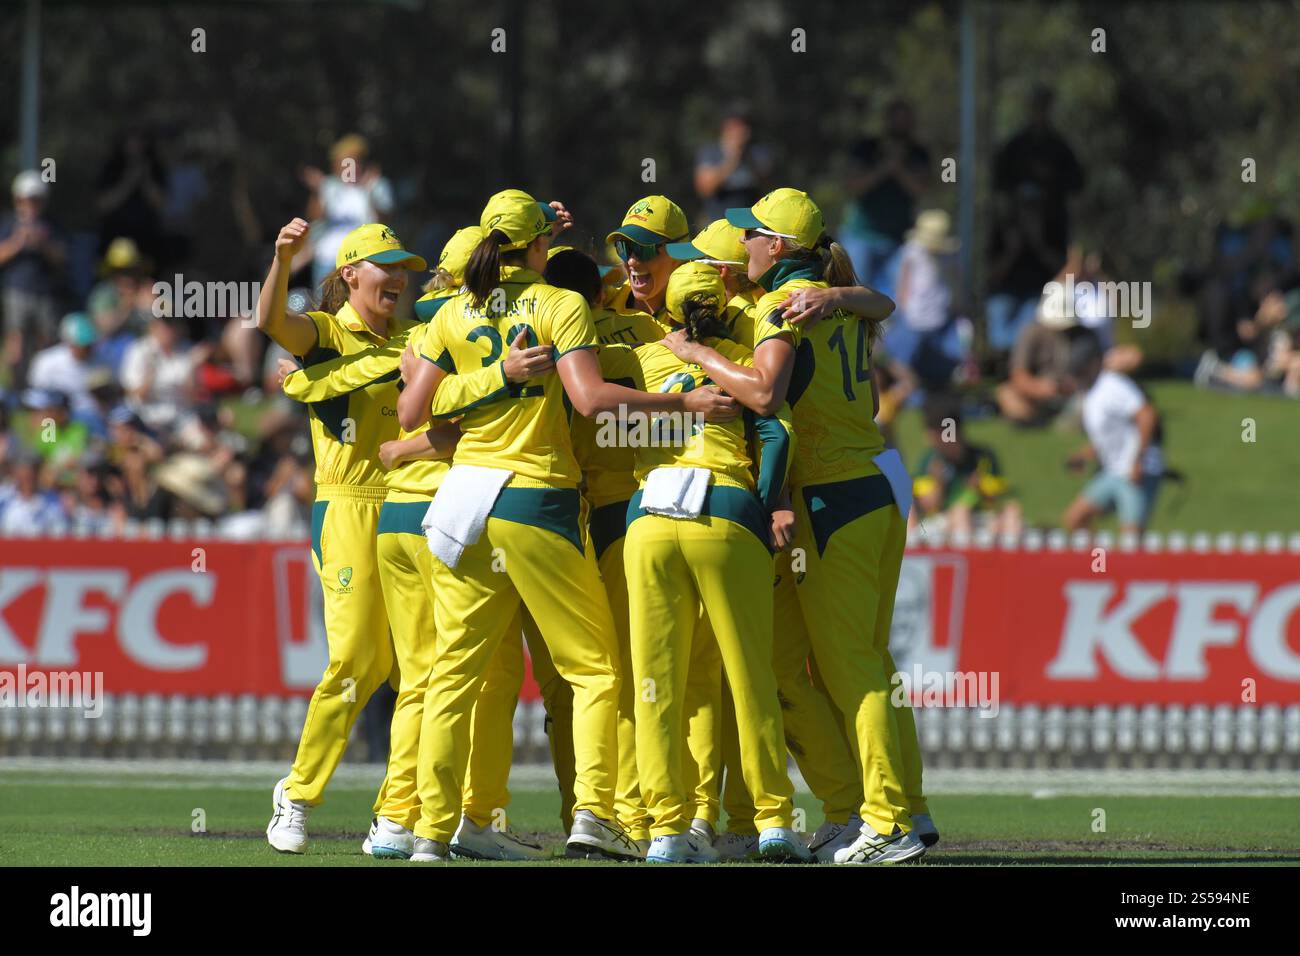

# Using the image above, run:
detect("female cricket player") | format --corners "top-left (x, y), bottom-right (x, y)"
top-left (395, 189), bottom-right (738, 861)
top-left (660, 188), bottom-right (937, 864)
top-left (606, 261), bottom-right (807, 863)
top-left (257, 218), bottom-right (425, 854)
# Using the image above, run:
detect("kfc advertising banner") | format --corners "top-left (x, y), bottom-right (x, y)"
top-left (2, 539), bottom-right (1298, 705)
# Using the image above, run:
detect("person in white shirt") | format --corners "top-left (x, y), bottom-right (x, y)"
top-left (1061, 331), bottom-right (1163, 533)
top-left (28, 312), bottom-right (104, 421)
top-left (119, 311), bottom-right (197, 433)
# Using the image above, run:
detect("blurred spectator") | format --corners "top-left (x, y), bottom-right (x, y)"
top-left (1038, 245), bottom-right (1143, 374)
top-left (302, 134), bottom-right (394, 287)
top-left (1, 171), bottom-right (66, 389)
top-left (1195, 198), bottom-right (1295, 360)
top-left (992, 84), bottom-right (1084, 257)
top-left (28, 313), bottom-right (105, 422)
top-left (0, 454), bottom-right (64, 536)
top-left (12, 389), bottom-right (89, 467)
top-left (87, 237), bottom-right (154, 375)
top-left (986, 183), bottom-right (1065, 356)
top-left (872, 353), bottom-right (917, 449)
top-left (841, 97), bottom-right (929, 294)
top-left (158, 125), bottom-right (211, 272)
top-left (154, 453), bottom-right (229, 520)
top-left (1062, 331), bottom-right (1164, 534)
top-left (120, 312), bottom-right (201, 434)
top-left (96, 127), bottom-right (168, 266)
top-left (910, 392), bottom-right (1022, 537)
top-left (995, 306), bottom-right (1083, 426)
top-left (694, 103), bottom-right (774, 227)
top-left (886, 209), bottom-right (972, 390)
top-left (1195, 278), bottom-right (1300, 397)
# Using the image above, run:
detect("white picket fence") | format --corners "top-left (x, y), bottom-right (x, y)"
top-left (2, 694), bottom-right (1297, 768)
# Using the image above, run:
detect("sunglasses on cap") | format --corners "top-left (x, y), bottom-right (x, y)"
top-left (743, 227), bottom-right (798, 242)
top-left (614, 237), bottom-right (664, 262)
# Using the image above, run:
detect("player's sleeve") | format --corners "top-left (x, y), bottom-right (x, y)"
top-left (297, 311), bottom-right (335, 361)
top-left (600, 344), bottom-right (647, 389)
top-left (753, 292), bottom-right (799, 348)
top-left (547, 289), bottom-right (599, 358)
top-left (283, 333), bottom-right (407, 403)
top-left (429, 361), bottom-right (510, 419)
top-left (1108, 374), bottom-right (1146, 417)
top-left (745, 402), bottom-right (794, 513)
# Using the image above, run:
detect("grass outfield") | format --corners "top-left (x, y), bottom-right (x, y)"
top-left (2, 766), bottom-right (1297, 866)
top-left (889, 380), bottom-right (1300, 534)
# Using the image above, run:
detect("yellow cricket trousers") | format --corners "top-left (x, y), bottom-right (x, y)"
top-left (520, 610), bottom-right (576, 832)
top-left (720, 549), bottom-right (864, 834)
top-left (372, 492), bottom-right (524, 830)
top-left (624, 487), bottom-right (795, 838)
top-left (287, 484), bottom-right (392, 805)
top-left (415, 486), bottom-right (621, 843)
top-left (792, 473), bottom-right (929, 836)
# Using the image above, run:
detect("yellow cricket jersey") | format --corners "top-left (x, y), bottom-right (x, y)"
top-left (297, 303), bottom-right (417, 488)
top-left (752, 263), bottom-right (885, 486)
top-left (383, 322), bottom-right (449, 495)
top-left (609, 281), bottom-right (674, 337)
top-left (420, 266), bottom-right (596, 487)
top-left (568, 306), bottom-right (664, 508)
top-left (596, 339), bottom-right (793, 510)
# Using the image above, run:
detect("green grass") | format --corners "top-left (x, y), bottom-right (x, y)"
top-left (891, 381), bottom-right (1300, 534)
top-left (2, 771), bottom-right (1297, 866)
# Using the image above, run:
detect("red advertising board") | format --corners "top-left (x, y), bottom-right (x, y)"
top-left (1, 538), bottom-right (1298, 705)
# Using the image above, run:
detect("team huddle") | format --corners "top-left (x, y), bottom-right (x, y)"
top-left (255, 185), bottom-right (937, 864)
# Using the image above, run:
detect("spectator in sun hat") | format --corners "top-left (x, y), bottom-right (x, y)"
top-left (28, 312), bottom-right (104, 421)
top-left (887, 209), bottom-right (970, 390)
top-left (1, 170), bottom-right (66, 389)
top-left (994, 297), bottom-right (1084, 427)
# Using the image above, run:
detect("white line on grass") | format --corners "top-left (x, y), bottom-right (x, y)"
top-left (1, 758), bottom-right (1299, 797)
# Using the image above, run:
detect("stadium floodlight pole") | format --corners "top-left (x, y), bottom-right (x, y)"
top-left (20, 0), bottom-right (41, 171)
top-left (958, 0), bottom-right (977, 306)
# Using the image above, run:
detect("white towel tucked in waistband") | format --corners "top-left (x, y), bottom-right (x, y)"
top-left (421, 464), bottom-right (513, 568)
top-left (641, 467), bottom-right (711, 519)
top-left (872, 448), bottom-right (912, 522)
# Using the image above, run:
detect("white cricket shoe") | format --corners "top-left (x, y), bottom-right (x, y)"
top-left (758, 826), bottom-right (812, 863)
top-left (564, 810), bottom-right (641, 861)
top-left (808, 813), bottom-right (864, 863)
top-left (410, 838), bottom-right (450, 862)
top-left (646, 832), bottom-right (721, 864)
top-left (451, 815), bottom-right (547, 861)
top-left (363, 816), bottom-right (415, 859)
top-left (714, 831), bottom-right (759, 861)
top-left (911, 812), bottom-right (940, 847)
top-left (266, 778), bottom-right (310, 854)
top-left (833, 825), bottom-right (927, 865)
top-left (689, 818), bottom-right (716, 847)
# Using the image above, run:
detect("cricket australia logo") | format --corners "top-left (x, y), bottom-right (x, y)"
top-left (337, 567), bottom-right (354, 592)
